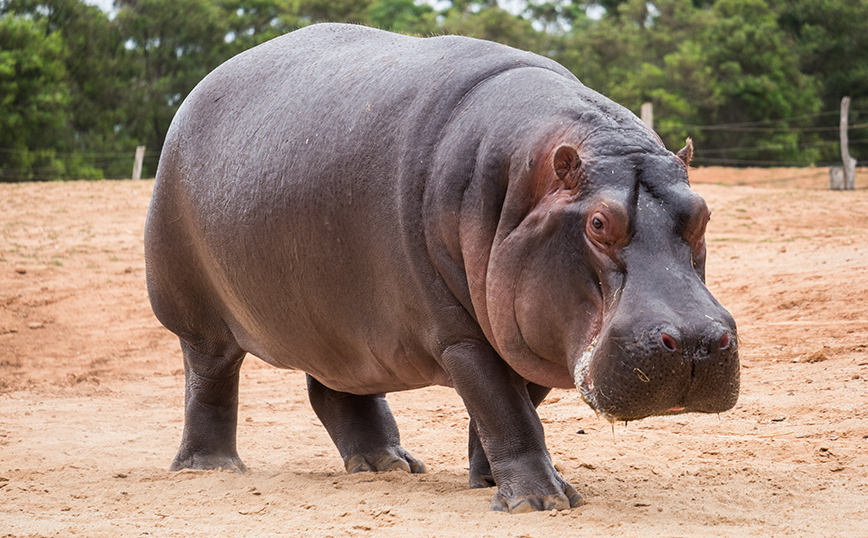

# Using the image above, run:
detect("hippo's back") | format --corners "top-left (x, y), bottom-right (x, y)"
top-left (161, 23), bottom-right (577, 198)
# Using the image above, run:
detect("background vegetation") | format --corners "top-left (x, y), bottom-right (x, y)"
top-left (1, 0), bottom-right (866, 180)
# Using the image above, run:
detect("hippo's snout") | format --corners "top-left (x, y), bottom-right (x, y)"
top-left (576, 317), bottom-right (739, 423)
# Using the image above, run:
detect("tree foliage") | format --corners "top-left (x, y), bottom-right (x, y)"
top-left (0, 13), bottom-right (85, 180)
top-left (115, 0), bottom-right (230, 159)
top-left (0, 0), bottom-right (865, 180)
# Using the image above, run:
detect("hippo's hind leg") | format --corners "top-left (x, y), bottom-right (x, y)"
top-left (306, 375), bottom-right (426, 474)
top-left (468, 382), bottom-right (551, 488)
top-left (170, 340), bottom-right (248, 473)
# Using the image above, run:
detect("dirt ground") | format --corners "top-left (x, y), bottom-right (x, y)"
top-left (1, 166), bottom-right (867, 537)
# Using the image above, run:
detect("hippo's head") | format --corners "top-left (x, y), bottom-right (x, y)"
top-left (482, 131), bottom-right (739, 423)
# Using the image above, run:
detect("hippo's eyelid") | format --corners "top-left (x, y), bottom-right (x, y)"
top-left (680, 202), bottom-right (710, 243)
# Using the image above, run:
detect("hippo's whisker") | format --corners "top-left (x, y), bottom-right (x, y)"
top-left (610, 286), bottom-right (623, 306)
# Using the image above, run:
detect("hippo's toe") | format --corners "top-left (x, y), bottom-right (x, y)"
top-left (489, 479), bottom-right (584, 513)
top-left (344, 447), bottom-right (426, 474)
top-left (170, 452), bottom-right (248, 474)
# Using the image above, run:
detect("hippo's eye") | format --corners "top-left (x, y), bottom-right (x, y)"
top-left (587, 205), bottom-right (628, 254)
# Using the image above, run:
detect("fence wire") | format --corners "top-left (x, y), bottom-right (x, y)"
top-left (1, 109), bottom-right (866, 179)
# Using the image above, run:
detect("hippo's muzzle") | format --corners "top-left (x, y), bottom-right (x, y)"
top-left (575, 312), bottom-right (739, 423)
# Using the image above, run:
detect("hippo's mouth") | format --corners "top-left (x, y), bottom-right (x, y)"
top-left (575, 344), bottom-right (691, 423)
top-left (573, 328), bottom-right (740, 423)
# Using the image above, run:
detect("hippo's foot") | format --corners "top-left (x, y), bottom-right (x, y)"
top-left (470, 452), bottom-right (584, 512)
top-left (488, 472), bottom-right (584, 513)
top-left (345, 446), bottom-right (426, 474)
top-left (306, 375), bottom-right (425, 476)
top-left (169, 450), bottom-right (248, 474)
top-left (171, 341), bottom-right (248, 474)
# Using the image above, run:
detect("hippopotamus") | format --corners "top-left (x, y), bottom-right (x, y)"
top-left (144, 23), bottom-right (739, 513)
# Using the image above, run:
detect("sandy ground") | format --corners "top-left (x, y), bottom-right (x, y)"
top-left (1, 166), bottom-right (867, 537)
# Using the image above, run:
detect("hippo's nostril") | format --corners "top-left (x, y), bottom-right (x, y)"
top-left (661, 332), bottom-right (677, 351)
top-left (719, 332), bottom-right (730, 350)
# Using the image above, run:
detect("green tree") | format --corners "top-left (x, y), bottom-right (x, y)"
top-left (1, 0), bottom-right (855, 178)
top-left (776, 0), bottom-right (868, 106)
top-left (116, 0), bottom-right (229, 162)
top-left (220, 0), bottom-right (302, 53)
top-left (775, 0), bottom-right (868, 162)
top-left (296, 0), bottom-right (373, 23)
top-left (525, 1), bottom-right (590, 34)
top-left (686, 0), bottom-right (821, 164)
top-left (0, 14), bottom-right (86, 180)
top-left (367, 0), bottom-right (437, 35)
top-left (440, 1), bottom-right (545, 51)
top-left (555, 0), bottom-right (709, 134)
top-left (556, 0), bottom-right (821, 164)
top-left (2, 0), bottom-right (136, 178)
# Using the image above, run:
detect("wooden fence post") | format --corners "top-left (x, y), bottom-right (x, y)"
top-left (132, 145), bottom-right (145, 181)
top-left (641, 102), bottom-right (653, 131)
top-left (830, 167), bottom-right (845, 190)
top-left (833, 97), bottom-right (857, 190)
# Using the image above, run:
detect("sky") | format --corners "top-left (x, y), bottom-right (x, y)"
top-left (82, 0), bottom-right (602, 23)
top-left (86, 0), bottom-right (114, 13)
top-left (83, 0), bottom-right (535, 17)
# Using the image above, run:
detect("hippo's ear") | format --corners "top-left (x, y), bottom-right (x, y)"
top-left (553, 144), bottom-right (582, 189)
top-left (676, 138), bottom-right (693, 167)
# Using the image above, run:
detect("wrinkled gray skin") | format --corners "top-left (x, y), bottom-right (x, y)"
top-left (145, 23), bottom-right (739, 514)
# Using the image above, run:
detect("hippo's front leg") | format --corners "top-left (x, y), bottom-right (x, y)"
top-left (307, 375), bottom-right (426, 474)
top-left (468, 382), bottom-right (552, 489)
top-left (443, 341), bottom-right (583, 513)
